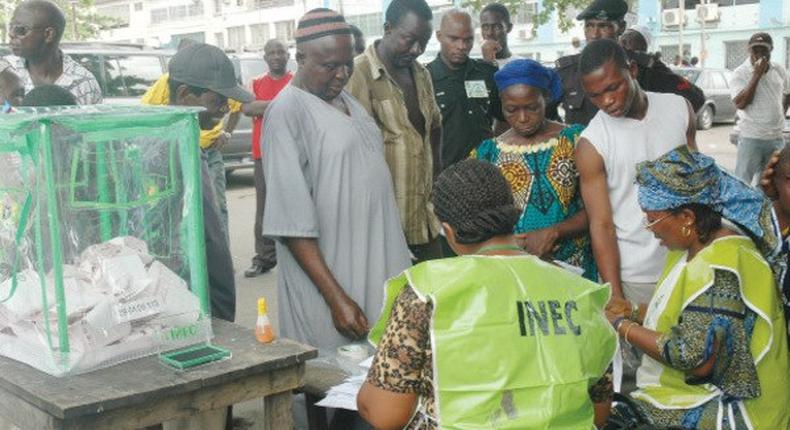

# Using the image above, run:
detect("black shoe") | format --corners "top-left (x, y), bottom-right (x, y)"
top-left (244, 261), bottom-right (275, 278)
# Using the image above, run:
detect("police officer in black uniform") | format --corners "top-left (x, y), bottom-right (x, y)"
top-left (554, 0), bottom-right (705, 126)
top-left (555, 0), bottom-right (628, 126)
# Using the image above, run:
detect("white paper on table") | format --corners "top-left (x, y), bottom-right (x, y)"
top-left (358, 356), bottom-right (373, 369)
top-left (553, 260), bottom-right (585, 276)
top-left (315, 381), bottom-right (363, 411)
top-left (613, 343), bottom-right (623, 394)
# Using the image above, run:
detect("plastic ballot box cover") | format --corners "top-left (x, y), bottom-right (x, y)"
top-left (0, 106), bottom-right (212, 376)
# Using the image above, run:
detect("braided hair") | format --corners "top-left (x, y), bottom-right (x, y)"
top-left (433, 159), bottom-right (521, 245)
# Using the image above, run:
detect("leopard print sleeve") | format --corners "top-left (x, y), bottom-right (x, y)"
top-left (366, 286), bottom-right (432, 395)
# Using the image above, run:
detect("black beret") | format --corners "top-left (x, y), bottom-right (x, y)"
top-left (576, 0), bottom-right (628, 21)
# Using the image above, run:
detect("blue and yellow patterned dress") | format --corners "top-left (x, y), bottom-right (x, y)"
top-left (471, 124), bottom-right (598, 280)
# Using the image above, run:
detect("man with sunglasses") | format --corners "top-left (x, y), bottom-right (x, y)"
top-left (4, 0), bottom-right (101, 105)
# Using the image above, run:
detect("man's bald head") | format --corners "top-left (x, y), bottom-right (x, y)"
top-left (264, 38), bottom-right (285, 52)
top-left (440, 8), bottom-right (472, 31)
top-left (16, 0), bottom-right (65, 43)
top-left (436, 9), bottom-right (474, 69)
top-left (263, 38), bottom-right (289, 76)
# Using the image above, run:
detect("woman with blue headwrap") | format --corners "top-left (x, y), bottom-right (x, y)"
top-left (603, 145), bottom-right (790, 429)
top-left (471, 58), bottom-right (597, 281)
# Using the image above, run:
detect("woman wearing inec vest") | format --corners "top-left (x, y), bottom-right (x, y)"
top-left (358, 159), bottom-right (617, 429)
top-left (470, 58), bottom-right (598, 281)
top-left (604, 146), bottom-right (790, 429)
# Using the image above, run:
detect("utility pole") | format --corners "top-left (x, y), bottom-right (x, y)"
top-left (70, 0), bottom-right (78, 41)
top-left (678, 0), bottom-right (684, 63)
top-left (699, 0), bottom-right (707, 67)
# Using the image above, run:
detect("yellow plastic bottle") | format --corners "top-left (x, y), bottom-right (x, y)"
top-left (255, 297), bottom-right (275, 343)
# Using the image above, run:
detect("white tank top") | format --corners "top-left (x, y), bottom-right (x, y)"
top-left (580, 92), bottom-right (689, 283)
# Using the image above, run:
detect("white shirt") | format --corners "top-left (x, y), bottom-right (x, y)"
top-left (730, 59), bottom-right (790, 140)
top-left (5, 52), bottom-right (103, 105)
top-left (581, 92), bottom-right (689, 284)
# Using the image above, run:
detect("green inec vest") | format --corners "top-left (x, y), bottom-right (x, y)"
top-left (631, 236), bottom-right (790, 429)
top-left (369, 255), bottom-right (617, 429)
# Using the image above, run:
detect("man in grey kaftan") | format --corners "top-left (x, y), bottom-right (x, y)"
top-left (262, 84), bottom-right (411, 350)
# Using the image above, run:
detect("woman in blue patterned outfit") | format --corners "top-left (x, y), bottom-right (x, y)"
top-left (471, 59), bottom-right (597, 280)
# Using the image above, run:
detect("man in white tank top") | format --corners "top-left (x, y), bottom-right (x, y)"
top-left (574, 39), bottom-right (697, 305)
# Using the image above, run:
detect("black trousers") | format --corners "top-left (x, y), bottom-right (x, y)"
top-left (252, 158), bottom-right (277, 267)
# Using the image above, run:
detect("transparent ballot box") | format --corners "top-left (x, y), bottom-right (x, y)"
top-left (0, 106), bottom-right (212, 376)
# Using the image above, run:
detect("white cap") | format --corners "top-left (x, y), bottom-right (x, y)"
top-left (629, 24), bottom-right (653, 50)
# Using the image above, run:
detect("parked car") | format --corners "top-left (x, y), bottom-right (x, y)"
top-left (2, 43), bottom-right (280, 173)
top-left (671, 67), bottom-right (738, 130)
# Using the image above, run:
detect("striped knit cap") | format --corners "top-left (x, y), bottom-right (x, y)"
top-left (295, 8), bottom-right (352, 44)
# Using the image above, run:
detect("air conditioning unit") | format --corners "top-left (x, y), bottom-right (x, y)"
top-left (662, 9), bottom-right (687, 27)
top-left (696, 3), bottom-right (720, 22)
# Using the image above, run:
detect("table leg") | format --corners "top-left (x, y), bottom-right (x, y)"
top-left (264, 392), bottom-right (293, 430)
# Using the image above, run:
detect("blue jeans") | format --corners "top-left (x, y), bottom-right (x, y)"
top-left (735, 137), bottom-right (785, 186)
top-left (204, 148), bottom-right (228, 238)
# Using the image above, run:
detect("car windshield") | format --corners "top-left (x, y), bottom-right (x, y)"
top-left (238, 59), bottom-right (267, 87)
top-left (674, 69), bottom-right (701, 83)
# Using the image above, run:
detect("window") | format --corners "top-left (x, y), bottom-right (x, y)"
top-left (715, 0), bottom-right (759, 5)
top-left (724, 40), bottom-right (748, 70)
top-left (97, 4), bottom-right (130, 27)
top-left (709, 71), bottom-right (728, 89)
top-left (346, 13), bottom-right (383, 39)
top-left (150, 1), bottom-right (204, 24)
top-left (227, 26), bottom-right (246, 52)
top-left (215, 32), bottom-right (225, 49)
top-left (660, 44), bottom-right (691, 63)
top-left (134, 2), bottom-right (143, 11)
top-left (249, 23), bottom-right (270, 48)
top-left (275, 20), bottom-right (294, 43)
top-left (104, 55), bottom-right (164, 98)
top-left (69, 54), bottom-right (106, 94)
top-left (173, 32), bottom-right (206, 46)
top-left (250, 0), bottom-right (294, 8)
top-left (214, 0), bottom-right (221, 15)
top-left (514, 2), bottom-right (538, 24)
top-left (150, 8), bottom-right (167, 24)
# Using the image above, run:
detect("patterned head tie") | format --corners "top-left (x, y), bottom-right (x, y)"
top-left (635, 145), bottom-right (778, 255)
top-left (295, 8), bottom-right (352, 44)
top-left (493, 59), bottom-right (563, 104)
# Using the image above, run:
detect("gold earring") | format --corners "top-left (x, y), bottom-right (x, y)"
top-left (681, 224), bottom-right (692, 238)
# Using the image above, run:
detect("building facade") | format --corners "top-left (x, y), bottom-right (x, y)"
top-left (95, 0), bottom-right (789, 70)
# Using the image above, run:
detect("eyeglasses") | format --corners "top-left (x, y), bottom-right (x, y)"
top-left (10, 25), bottom-right (41, 37)
top-left (643, 213), bottom-right (672, 230)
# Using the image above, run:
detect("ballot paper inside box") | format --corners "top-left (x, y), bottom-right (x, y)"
top-left (0, 106), bottom-right (212, 376)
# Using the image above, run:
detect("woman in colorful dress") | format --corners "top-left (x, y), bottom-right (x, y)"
top-left (471, 59), bottom-right (597, 280)
top-left (605, 146), bottom-right (790, 429)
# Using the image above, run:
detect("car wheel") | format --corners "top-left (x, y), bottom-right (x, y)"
top-left (696, 105), bottom-right (713, 130)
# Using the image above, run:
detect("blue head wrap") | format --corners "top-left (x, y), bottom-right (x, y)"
top-left (493, 59), bottom-right (563, 104)
top-left (636, 145), bottom-right (779, 256)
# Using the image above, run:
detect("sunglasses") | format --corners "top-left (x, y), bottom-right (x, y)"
top-left (10, 25), bottom-right (42, 37)
top-left (642, 213), bottom-right (672, 231)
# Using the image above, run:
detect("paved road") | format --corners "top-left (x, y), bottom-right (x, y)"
top-left (223, 122), bottom-right (739, 427)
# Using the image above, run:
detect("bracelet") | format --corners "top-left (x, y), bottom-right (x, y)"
top-left (611, 316), bottom-right (626, 331)
top-left (630, 302), bottom-right (640, 322)
top-left (623, 321), bottom-right (637, 346)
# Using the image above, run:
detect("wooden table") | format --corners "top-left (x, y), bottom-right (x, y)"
top-left (300, 361), bottom-right (356, 430)
top-left (0, 319), bottom-right (317, 430)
